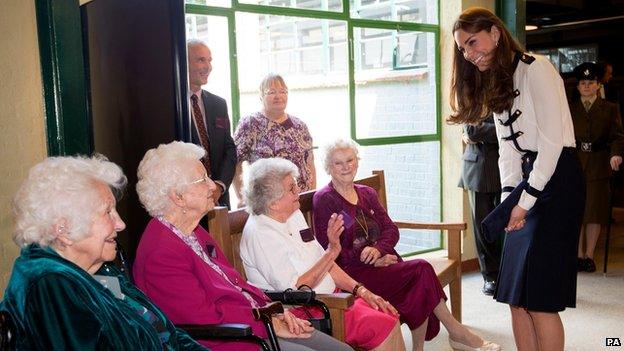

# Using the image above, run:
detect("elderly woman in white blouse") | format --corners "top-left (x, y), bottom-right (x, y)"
top-left (239, 157), bottom-right (406, 351)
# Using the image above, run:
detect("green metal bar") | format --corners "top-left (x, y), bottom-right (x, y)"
top-left (185, 3), bottom-right (233, 16)
top-left (227, 14), bottom-right (242, 126)
top-left (348, 22), bottom-right (357, 141)
top-left (35, 0), bottom-right (91, 156)
top-left (355, 133), bottom-right (439, 146)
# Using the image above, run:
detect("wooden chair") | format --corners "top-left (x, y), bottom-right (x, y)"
top-left (208, 170), bottom-right (466, 344)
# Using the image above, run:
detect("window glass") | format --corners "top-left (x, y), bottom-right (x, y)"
top-left (349, 0), bottom-right (437, 24)
top-left (238, 0), bottom-right (342, 12)
top-left (185, 14), bottom-right (233, 118)
top-left (354, 28), bottom-right (436, 138)
top-left (186, 0), bottom-right (231, 9)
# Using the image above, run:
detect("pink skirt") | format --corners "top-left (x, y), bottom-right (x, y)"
top-left (291, 297), bottom-right (397, 349)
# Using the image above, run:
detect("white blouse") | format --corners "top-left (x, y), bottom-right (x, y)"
top-left (240, 210), bottom-right (336, 293)
top-left (493, 54), bottom-right (576, 211)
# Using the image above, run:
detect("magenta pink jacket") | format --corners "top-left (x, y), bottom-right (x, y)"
top-left (133, 218), bottom-right (271, 351)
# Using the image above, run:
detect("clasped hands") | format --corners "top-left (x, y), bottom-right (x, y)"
top-left (272, 310), bottom-right (315, 339)
top-left (327, 213), bottom-right (397, 267)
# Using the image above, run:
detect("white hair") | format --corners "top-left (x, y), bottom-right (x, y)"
top-left (187, 39), bottom-right (208, 50)
top-left (12, 155), bottom-right (126, 248)
top-left (244, 158), bottom-right (299, 215)
top-left (136, 141), bottom-right (206, 217)
top-left (322, 138), bottom-right (360, 173)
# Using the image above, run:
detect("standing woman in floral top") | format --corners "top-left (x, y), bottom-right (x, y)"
top-left (233, 74), bottom-right (316, 205)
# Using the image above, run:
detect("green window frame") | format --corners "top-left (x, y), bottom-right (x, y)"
top-left (186, 0), bottom-right (442, 255)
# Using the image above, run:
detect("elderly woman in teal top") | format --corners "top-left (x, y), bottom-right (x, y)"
top-left (0, 155), bottom-right (206, 350)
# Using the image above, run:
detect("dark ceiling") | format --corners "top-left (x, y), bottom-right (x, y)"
top-left (526, 0), bottom-right (624, 61)
top-left (527, 0), bottom-right (624, 27)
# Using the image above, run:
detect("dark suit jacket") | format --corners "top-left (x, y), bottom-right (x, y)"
top-left (191, 90), bottom-right (237, 207)
top-left (458, 116), bottom-right (501, 193)
top-left (570, 97), bottom-right (624, 181)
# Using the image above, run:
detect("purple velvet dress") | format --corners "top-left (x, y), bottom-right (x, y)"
top-left (313, 183), bottom-right (446, 340)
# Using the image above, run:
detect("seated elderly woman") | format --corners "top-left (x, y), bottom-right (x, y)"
top-left (132, 141), bottom-right (352, 351)
top-left (313, 139), bottom-right (500, 351)
top-left (0, 155), bottom-right (205, 350)
top-left (240, 158), bottom-right (406, 351)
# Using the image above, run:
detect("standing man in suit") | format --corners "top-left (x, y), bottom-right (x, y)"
top-left (187, 39), bottom-right (237, 208)
top-left (458, 116), bottom-right (502, 295)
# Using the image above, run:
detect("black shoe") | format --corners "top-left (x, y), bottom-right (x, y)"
top-left (577, 257), bottom-right (587, 272)
top-left (482, 280), bottom-right (496, 296)
top-left (586, 258), bottom-right (596, 272)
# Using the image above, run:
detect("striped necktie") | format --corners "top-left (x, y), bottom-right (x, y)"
top-left (191, 94), bottom-right (212, 176)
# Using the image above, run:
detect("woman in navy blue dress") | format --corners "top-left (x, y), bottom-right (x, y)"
top-left (449, 7), bottom-right (585, 351)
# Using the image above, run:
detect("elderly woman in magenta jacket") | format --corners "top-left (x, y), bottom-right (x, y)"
top-left (132, 141), bottom-right (352, 351)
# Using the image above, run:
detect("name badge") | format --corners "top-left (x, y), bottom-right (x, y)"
top-left (299, 228), bottom-right (315, 242)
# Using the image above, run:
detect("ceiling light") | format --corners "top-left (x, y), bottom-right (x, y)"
top-left (525, 25), bottom-right (539, 31)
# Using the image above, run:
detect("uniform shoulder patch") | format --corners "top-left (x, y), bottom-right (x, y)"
top-left (520, 53), bottom-right (536, 64)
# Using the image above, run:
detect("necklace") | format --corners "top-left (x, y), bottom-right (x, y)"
top-left (353, 208), bottom-right (370, 240)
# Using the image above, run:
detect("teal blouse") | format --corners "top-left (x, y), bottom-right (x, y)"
top-left (0, 244), bottom-right (207, 350)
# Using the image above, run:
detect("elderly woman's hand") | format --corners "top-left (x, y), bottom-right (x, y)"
top-left (360, 246), bottom-right (381, 264)
top-left (272, 310), bottom-right (314, 339)
top-left (373, 254), bottom-right (398, 267)
top-left (357, 287), bottom-right (399, 317)
top-left (326, 213), bottom-right (344, 252)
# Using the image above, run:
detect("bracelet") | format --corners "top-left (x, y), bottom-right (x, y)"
top-left (352, 283), bottom-right (364, 296)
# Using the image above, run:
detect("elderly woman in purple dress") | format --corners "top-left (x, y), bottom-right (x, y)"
top-left (233, 73), bottom-right (316, 205)
top-left (313, 139), bottom-right (500, 351)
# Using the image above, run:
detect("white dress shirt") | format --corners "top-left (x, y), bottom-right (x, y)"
top-left (240, 210), bottom-right (336, 293)
top-left (494, 54), bottom-right (576, 211)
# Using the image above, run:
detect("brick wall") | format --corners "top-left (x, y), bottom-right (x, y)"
top-left (0, 0), bottom-right (47, 297)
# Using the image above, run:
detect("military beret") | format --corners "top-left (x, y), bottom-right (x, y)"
top-left (574, 62), bottom-right (599, 81)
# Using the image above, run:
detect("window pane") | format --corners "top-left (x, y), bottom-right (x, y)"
top-left (238, 0), bottom-right (342, 12)
top-left (354, 28), bottom-right (436, 138)
top-left (349, 0), bottom-right (437, 24)
top-left (236, 12), bottom-right (350, 157)
top-left (186, 0), bottom-right (231, 9)
top-left (186, 15), bottom-right (233, 118)
top-left (357, 141), bottom-right (441, 254)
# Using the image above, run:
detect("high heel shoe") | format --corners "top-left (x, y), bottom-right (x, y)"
top-left (449, 338), bottom-right (501, 351)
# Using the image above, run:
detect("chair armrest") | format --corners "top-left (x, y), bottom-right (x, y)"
top-left (178, 323), bottom-right (253, 339)
top-left (394, 221), bottom-right (466, 230)
top-left (394, 221), bottom-right (464, 262)
top-left (315, 293), bottom-right (354, 310)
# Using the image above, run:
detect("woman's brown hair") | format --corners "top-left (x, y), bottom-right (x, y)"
top-left (448, 7), bottom-right (524, 125)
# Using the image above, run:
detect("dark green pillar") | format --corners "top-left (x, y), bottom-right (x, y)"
top-left (496, 0), bottom-right (525, 46)
top-left (35, 0), bottom-right (92, 156)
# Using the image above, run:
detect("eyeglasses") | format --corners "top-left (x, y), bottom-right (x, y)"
top-left (287, 182), bottom-right (299, 195)
top-left (187, 173), bottom-right (210, 185)
top-left (264, 89), bottom-right (288, 96)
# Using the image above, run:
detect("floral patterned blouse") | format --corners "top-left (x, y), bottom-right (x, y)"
top-left (234, 111), bottom-right (314, 191)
